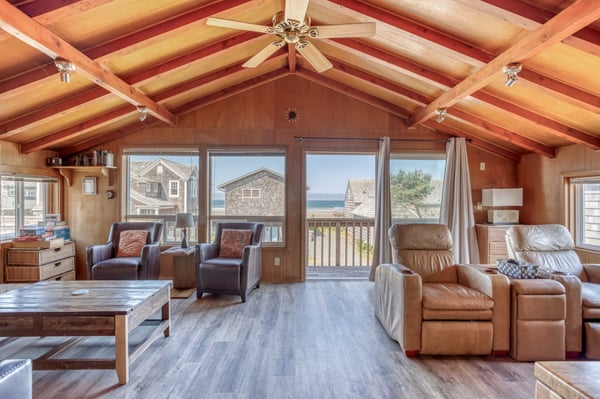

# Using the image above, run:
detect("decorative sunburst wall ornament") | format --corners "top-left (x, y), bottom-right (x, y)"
top-left (286, 107), bottom-right (300, 123)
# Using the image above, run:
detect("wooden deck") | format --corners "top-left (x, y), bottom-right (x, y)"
top-left (0, 281), bottom-right (535, 398)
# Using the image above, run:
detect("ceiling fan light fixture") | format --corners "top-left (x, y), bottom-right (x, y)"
top-left (137, 106), bottom-right (148, 122)
top-left (54, 58), bottom-right (75, 83)
top-left (435, 108), bottom-right (447, 123)
top-left (503, 63), bottom-right (522, 88)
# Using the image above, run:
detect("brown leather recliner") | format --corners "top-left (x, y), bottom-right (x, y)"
top-left (86, 221), bottom-right (163, 280)
top-left (374, 223), bottom-right (510, 357)
top-left (196, 222), bottom-right (264, 303)
top-left (506, 224), bottom-right (600, 358)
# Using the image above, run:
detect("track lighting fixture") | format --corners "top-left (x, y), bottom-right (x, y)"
top-left (503, 63), bottom-right (522, 88)
top-left (54, 58), bottom-right (75, 83)
top-left (137, 106), bottom-right (148, 122)
top-left (435, 108), bottom-right (447, 123)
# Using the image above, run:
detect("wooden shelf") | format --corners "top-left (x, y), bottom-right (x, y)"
top-left (51, 166), bottom-right (117, 186)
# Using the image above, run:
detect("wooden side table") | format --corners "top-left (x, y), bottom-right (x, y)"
top-left (161, 247), bottom-right (196, 289)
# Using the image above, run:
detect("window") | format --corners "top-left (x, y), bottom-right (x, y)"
top-left (242, 189), bottom-right (260, 198)
top-left (567, 176), bottom-right (600, 250)
top-left (169, 180), bottom-right (179, 197)
top-left (0, 175), bottom-right (59, 240)
top-left (123, 149), bottom-right (200, 244)
top-left (209, 150), bottom-right (285, 244)
top-left (390, 153), bottom-right (446, 224)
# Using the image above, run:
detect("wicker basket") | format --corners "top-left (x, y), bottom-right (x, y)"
top-left (497, 259), bottom-right (538, 279)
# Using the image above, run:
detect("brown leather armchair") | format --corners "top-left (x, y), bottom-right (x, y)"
top-left (374, 224), bottom-right (510, 357)
top-left (86, 221), bottom-right (163, 280)
top-left (506, 224), bottom-right (600, 358)
top-left (196, 222), bottom-right (264, 303)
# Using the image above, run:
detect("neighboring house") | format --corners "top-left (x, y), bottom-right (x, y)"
top-left (218, 168), bottom-right (284, 216)
top-left (129, 158), bottom-right (199, 215)
top-left (344, 179), bottom-right (374, 217)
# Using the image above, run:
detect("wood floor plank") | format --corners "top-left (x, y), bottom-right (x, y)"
top-left (0, 281), bottom-right (536, 398)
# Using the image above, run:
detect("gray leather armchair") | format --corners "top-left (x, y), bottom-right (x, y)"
top-left (196, 222), bottom-right (264, 303)
top-left (0, 359), bottom-right (32, 399)
top-left (86, 221), bottom-right (163, 280)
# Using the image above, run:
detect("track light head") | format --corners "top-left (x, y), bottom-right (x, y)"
top-left (54, 58), bottom-right (75, 83)
top-left (503, 63), bottom-right (523, 88)
top-left (137, 106), bottom-right (148, 122)
top-left (435, 108), bottom-right (447, 123)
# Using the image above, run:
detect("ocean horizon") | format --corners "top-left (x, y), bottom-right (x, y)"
top-left (212, 199), bottom-right (344, 210)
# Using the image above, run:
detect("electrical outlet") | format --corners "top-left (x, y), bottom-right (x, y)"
top-left (480, 162), bottom-right (486, 171)
top-left (274, 257), bottom-right (280, 266)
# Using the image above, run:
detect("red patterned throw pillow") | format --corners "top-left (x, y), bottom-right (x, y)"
top-left (117, 230), bottom-right (148, 257)
top-left (219, 229), bottom-right (252, 258)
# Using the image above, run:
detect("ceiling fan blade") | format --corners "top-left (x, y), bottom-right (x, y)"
top-left (285, 0), bottom-right (309, 22)
top-left (311, 23), bottom-right (376, 39)
top-left (243, 41), bottom-right (285, 68)
top-left (206, 17), bottom-right (272, 34)
top-left (296, 41), bottom-right (332, 73)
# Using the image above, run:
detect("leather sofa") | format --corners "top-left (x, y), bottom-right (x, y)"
top-left (374, 224), bottom-right (511, 356)
top-left (86, 221), bottom-right (163, 280)
top-left (0, 359), bottom-right (32, 399)
top-left (506, 224), bottom-right (600, 358)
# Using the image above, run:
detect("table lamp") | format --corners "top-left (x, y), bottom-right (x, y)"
top-left (482, 188), bottom-right (523, 224)
top-left (175, 213), bottom-right (194, 248)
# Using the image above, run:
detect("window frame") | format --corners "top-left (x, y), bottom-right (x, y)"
top-left (208, 148), bottom-right (286, 247)
top-left (169, 180), bottom-right (179, 197)
top-left (564, 171), bottom-right (600, 252)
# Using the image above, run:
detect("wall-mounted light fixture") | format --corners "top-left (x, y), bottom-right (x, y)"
top-left (502, 63), bottom-right (523, 88)
top-left (435, 108), bottom-right (447, 123)
top-left (137, 106), bottom-right (148, 122)
top-left (54, 58), bottom-right (76, 83)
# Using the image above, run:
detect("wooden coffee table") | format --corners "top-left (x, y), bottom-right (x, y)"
top-left (0, 280), bottom-right (171, 384)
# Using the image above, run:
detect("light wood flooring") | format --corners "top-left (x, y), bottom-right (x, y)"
top-left (0, 281), bottom-right (536, 398)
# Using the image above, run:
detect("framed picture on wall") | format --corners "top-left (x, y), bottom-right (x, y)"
top-left (82, 176), bottom-right (97, 195)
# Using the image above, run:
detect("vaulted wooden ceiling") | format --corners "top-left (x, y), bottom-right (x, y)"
top-left (0, 0), bottom-right (598, 161)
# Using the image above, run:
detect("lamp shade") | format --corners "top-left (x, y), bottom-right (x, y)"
top-left (175, 213), bottom-right (194, 228)
top-left (482, 188), bottom-right (523, 207)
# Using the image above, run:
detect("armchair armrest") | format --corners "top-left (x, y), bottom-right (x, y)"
top-left (197, 242), bottom-right (219, 262)
top-left (140, 242), bottom-right (161, 279)
top-left (374, 263), bottom-right (422, 356)
top-left (241, 243), bottom-right (262, 292)
top-left (456, 264), bottom-right (511, 354)
top-left (583, 263), bottom-right (600, 283)
top-left (86, 243), bottom-right (114, 279)
top-left (536, 270), bottom-right (583, 355)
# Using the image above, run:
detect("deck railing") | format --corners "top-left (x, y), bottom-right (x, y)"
top-left (306, 218), bottom-right (375, 267)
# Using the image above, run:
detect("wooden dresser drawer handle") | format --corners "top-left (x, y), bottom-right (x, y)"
top-left (54, 248), bottom-right (61, 252)
top-left (54, 262), bottom-right (62, 267)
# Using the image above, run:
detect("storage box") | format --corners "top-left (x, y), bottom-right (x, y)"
top-left (497, 259), bottom-right (538, 279)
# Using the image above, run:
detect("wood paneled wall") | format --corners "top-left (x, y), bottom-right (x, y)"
top-left (3, 76), bottom-right (519, 282)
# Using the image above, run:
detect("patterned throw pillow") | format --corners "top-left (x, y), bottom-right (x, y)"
top-left (219, 229), bottom-right (252, 258)
top-left (116, 230), bottom-right (149, 257)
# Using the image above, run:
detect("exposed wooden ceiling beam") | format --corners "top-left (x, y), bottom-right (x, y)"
top-left (329, 59), bottom-right (555, 158)
top-left (331, 0), bottom-right (599, 114)
top-left (408, 0), bottom-right (600, 127)
top-left (0, 0), bottom-right (113, 42)
top-left (475, 0), bottom-right (600, 57)
top-left (332, 39), bottom-right (600, 150)
top-left (297, 68), bottom-right (409, 118)
top-left (0, 0), bottom-right (251, 95)
top-left (0, 0), bottom-right (175, 125)
top-left (23, 57), bottom-right (287, 153)
top-left (0, 32), bottom-right (262, 138)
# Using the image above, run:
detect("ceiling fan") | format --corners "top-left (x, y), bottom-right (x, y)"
top-left (206, 0), bottom-right (376, 73)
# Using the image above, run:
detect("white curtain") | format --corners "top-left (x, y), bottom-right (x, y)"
top-left (440, 138), bottom-right (479, 263)
top-left (370, 136), bottom-right (392, 281)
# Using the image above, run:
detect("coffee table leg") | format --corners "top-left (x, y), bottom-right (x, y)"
top-left (115, 314), bottom-right (129, 384)
top-left (163, 298), bottom-right (171, 337)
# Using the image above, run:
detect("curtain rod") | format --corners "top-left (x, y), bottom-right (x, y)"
top-left (293, 136), bottom-right (452, 143)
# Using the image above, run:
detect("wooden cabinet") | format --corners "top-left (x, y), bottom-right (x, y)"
top-left (476, 224), bottom-right (513, 264)
top-left (5, 242), bottom-right (76, 282)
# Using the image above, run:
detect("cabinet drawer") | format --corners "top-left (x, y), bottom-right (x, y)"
top-left (48, 270), bottom-right (76, 281)
top-left (489, 241), bottom-right (508, 256)
top-left (488, 227), bottom-right (510, 242)
top-left (6, 257), bottom-right (75, 282)
top-left (7, 243), bottom-right (75, 266)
